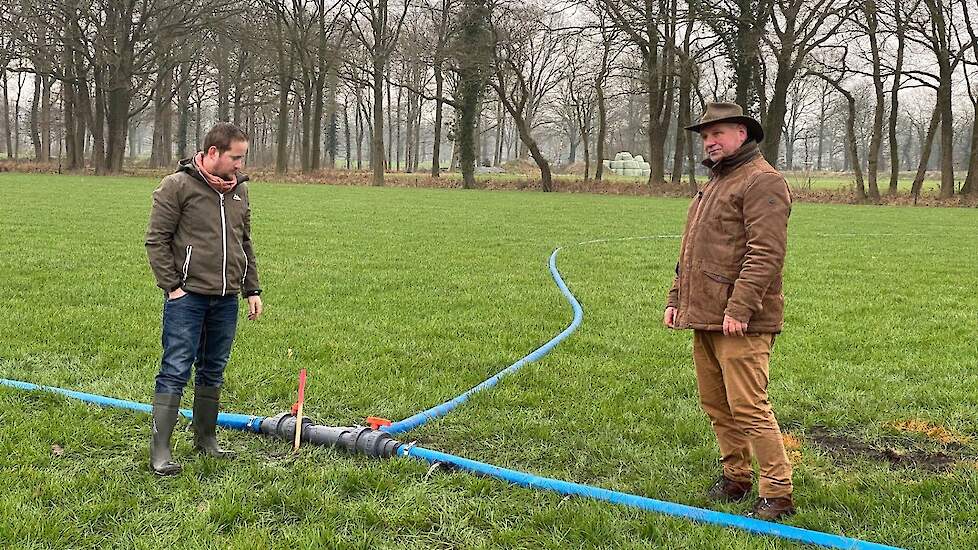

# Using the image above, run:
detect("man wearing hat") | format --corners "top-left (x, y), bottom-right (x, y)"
top-left (663, 102), bottom-right (795, 519)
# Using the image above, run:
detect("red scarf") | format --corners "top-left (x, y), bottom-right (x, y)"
top-left (193, 152), bottom-right (237, 194)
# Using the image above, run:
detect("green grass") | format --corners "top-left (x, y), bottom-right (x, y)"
top-left (382, 168), bottom-right (946, 193)
top-left (1, 172), bottom-right (976, 549)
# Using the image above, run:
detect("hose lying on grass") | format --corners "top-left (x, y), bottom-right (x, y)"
top-left (383, 236), bottom-right (683, 435)
top-left (0, 378), bottom-right (901, 550)
top-left (381, 247), bottom-right (583, 435)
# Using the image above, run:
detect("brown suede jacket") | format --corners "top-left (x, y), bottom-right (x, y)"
top-left (666, 141), bottom-right (791, 333)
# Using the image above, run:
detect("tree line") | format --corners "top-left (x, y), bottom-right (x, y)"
top-left (1, 0), bottom-right (977, 199)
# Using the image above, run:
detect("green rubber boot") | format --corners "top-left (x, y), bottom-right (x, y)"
top-left (150, 393), bottom-right (183, 476)
top-left (192, 386), bottom-right (236, 459)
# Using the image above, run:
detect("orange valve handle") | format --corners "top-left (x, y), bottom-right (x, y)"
top-left (366, 416), bottom-right (392, 430)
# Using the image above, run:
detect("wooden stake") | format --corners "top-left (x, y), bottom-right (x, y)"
top-left (293, 368), bottom-right (307, 452)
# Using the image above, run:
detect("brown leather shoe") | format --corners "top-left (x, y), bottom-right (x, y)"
top-left (706, 475), bottom-right (752, 502)
top-left (749, 495), bottom-right (796, 520)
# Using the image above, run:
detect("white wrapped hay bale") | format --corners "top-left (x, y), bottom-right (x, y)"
top-left (633, 155), bottom-right (645, 163)
top-left (610, 160), bottom-right (624, 170)
top-left (623, 160), bottom-right (640, 169)
top-left (614, 152), bottom-right (633, 161)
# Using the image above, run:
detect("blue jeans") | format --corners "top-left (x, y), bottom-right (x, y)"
top-left (155, 292), bottom-right (240, 395)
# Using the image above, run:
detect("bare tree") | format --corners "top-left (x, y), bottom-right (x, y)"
top-left (489, 6), bottom-right (565, 191)
top-left (909, 0), bottom-right (971, 197)
top-left (810, 51), bottom-right (868, 200)
top-left (563, 33), bottom-right (598, 179)
top-left (860, 0), bottom-right (886, 201)
top-left (959, 0), bottom-right (978, 194)
top-left (758, 0), bottom-right (854, 166)
top-left (599, 0), bottom-right (677, 186)
top-left (351, 0), bottom-right (412, 186)
top-left (885, 0), bottom-right (916, 193)
top-left (700, 0), bottom-right (773, 113)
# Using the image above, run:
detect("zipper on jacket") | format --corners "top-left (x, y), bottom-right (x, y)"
top-left (219, 192), bottom-right (228, 296)
top-left (182, 245), bottom-right (193, 283)
top-left (240, 243), bottom-right (247, 286)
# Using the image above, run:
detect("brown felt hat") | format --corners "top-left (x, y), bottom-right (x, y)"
top-left (685, 102), bottom-right (764, 143)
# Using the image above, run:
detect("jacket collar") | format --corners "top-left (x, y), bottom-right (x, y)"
top-left (701, 140), bottom-right (760, 176)
top-left (175, 156), bottom-right (250, 187)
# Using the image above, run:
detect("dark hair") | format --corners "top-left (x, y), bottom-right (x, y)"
top-left (202, 122), bottom-right (249, 153)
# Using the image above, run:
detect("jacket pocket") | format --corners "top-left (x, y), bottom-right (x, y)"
top-left (703, 271), bottom-right (734, 285)
top-left (182, 245), bottom-right (193, 283)
top-left (688, 268), bottom-right (735, 325)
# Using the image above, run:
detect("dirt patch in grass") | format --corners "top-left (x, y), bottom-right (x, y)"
top-left (807, 426), bottom-right (968, 472)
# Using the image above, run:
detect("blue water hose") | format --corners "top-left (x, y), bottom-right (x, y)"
top-left (0, 378), bottom-right (264, 432)
top-left (403, 446), bottom-right (902, 550)
top-left (0, 379), bottom-right (903, 550)
top-left (382, 247), bottom-right (583, 435)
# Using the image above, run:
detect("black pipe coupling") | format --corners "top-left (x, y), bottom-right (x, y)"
top-left (259, 412), bottom-right (402, 458)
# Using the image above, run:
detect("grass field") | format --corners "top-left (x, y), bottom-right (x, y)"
top-left (373, 168), bottom-right (948, 193)
top-left (1, 172), bottom-right (976, 549)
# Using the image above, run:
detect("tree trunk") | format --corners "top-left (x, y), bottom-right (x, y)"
top-left (325, 75), bottom-right (338, 169)
top-left (843, 94), bottom-right (866, 200)
top-left (865, 1), bottom-right (884, 202)
top-left (887, 0), bottom-right (905, 194)
top-left (1, 68), bottom-right (11, 158)
top-left (911, 104), bottom-right (941, 198)
top-left (962, 115), bottom-right (977, 194)
top-left (91, 67), bottom-right (106, 173)
top-left (686, 106), bottom-right (698, 195)
top-left (516, 115), bottom-right (552, 191)
top-left (673, 57), bottom-right (692, 185)
top-left (403, 85), bottom-right (412, 172)
top-left (311, 75), bottom-right (325, 171)
top-left (394, 82), bottom-right (401, 171)
top-left (40, 75), bottom-right (52, 163)
top-left (216, 38), bottom-right (231, 122)
top-left (497, 92), bottom-right (552, 191)
top-left (936, 71), bottom-right (954, 198)
top-left (413, 96), bottom-right (422, 172)
top-left (151, 64), bottom-right (174, 168)
top-left (816, 83), bottom-right (828, 171)
top-left (232, 49), bottom-right (249, 125)
top-left (595, 82), bottom-right (606, 181)
top-left (275, 73), bottom-right (290, 174)
top-left (371, 55), bottom-right (385, 186)
top-left (31, 73), bottom-right (41, 160)
top-left (176, 61), bottom-right (192, 159)
top-left (645, 22), bottom-right (675, 188)
top-left (431, 65), bottom-right (444, 177)
top-left (355, 97), bottom-right (363, 169)
top-left (62, 52), bottom-right (80, 169)
top-left (104, 85), bottom-right (129, 173)
top-left (581, 122), bottom-right (591, 181)
top-left (760, 63), bottom-right (793, 166)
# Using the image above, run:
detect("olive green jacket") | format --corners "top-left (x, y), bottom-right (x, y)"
top-left (145, 158), bottom-right (260, 297)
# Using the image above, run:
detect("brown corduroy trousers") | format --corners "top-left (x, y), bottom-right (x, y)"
top-left (693, 330), bottom-right (793, 498)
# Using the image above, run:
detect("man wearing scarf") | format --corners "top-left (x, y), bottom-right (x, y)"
top-left (145, 122), bottom-right (262, 476)
top-left (663, 103), bottom-right (795, 520)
